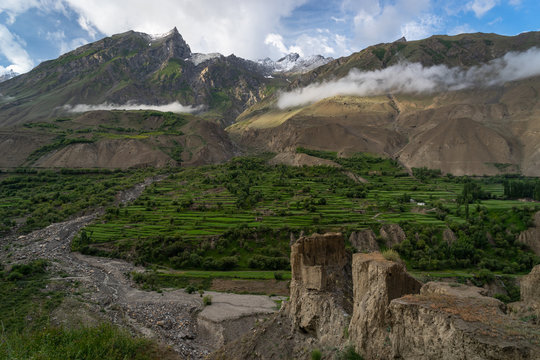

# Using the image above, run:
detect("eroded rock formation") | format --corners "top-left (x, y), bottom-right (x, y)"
top-left (348, 253), bottom-right (422, 359)
top-left (209, 233), bottom-right (540, 360)
top-left (349, 229), bottom-right (379, 253)
top-left (518, 211), bottom-right (540, 256)
top-left (288, 232), bottom-right (352, 347)
top-left (380, 223), bottom-right (406, 248)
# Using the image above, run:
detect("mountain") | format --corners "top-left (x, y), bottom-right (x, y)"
top-left (293, 31), bottom-right (540, 86)
top-left (229, 31), bottom-right (540, 176)
top-left (257, 53), bottom-right (333, 74)
top-left (0, 27), bottom-right (279, 127)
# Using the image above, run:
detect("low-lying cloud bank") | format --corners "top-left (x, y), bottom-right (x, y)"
top-left (277, 47), bottom-right (540, 109)
top-left (63, 101), bottom-right (203, 113)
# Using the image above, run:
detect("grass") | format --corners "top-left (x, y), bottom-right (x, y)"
top-left (0, 168), bottom-right (154, 234)
top-left (0, 259), bottom-right (177, 360)
top-left (71, 151), bottom-right (540, 275)
top-left (0, 324), bottom-right (164, 360)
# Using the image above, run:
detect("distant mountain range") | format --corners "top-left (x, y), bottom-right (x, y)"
top-left (1, 29), bottom-right (540, 176)
top-left (257, 53), bottom-right (333, 74)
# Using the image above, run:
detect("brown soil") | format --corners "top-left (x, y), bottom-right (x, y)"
top-left (210, 278), bottom-right (289, 296)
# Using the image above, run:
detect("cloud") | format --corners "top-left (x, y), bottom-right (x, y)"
top-left (448, 24), bottom-right (475, 35)
top-left (77, 14), bottom-right (97, 39)
top-left (0, 24), bottom-right (34, 74)
top-left (465, 0), bottom-right (498, 18)
top-left (61, 0), bottom-right (307, 60)
top-left (277, 47), bottom-right (540, 108)
top-left (265, 30), bottom-right (351, 59)
top-left (63, 101), bottom-right (203, 114)
top-left (345, 0), bottom-right (438, 47)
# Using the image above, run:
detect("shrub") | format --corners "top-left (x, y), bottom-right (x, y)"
top-left (311, 349), bottom-right (322, 360)
top-left (382, 249), bottom-right (402, 263)
top-left (7, 271), bottom-right (23, 281)
top-left (476, 268), bottom-right (495, 284)
top-left (203, 295), bottom-right (212, 306)
top-left (185, 284), bottom-right (196, 294)
top-left (338, 346), bottom-right (364, 360)
top-left (273, 271), bottom-right (284, 280)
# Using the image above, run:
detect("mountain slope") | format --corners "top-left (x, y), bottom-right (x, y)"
top-left (0, 28), bottom-right (279, 126)
top-left (293, 31), bottom-right (540, 86)
top-left (229, 32), bottom-right (540, 176)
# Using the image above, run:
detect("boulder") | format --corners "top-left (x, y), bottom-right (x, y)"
top-left (349, 229), bottom-right (379, 253)
top-left (288, 232), bottom-right (352, 347)
top-left (379, 224), bottom-right (406, 248)
top-left (518, 211), bottom-right (540, 256)
top-left (348, 252), bottom-right (422, 359)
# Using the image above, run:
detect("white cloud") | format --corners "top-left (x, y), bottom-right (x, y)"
top-left (401, 14), bottom-right (442, 41)
top-left (77, 15), bottom-right (98, 39)
top-left (448, 24), bottom-right (476, 35)
top-left (346, 0), bottom-right (438, 48)
top-left (61, 0), bottom-right (308, 60)
top-left (277, 47), bottom-right (540, 108)
top-left (265, 30), bottom-right (351, 59)
top-left (465, 0), bottom-right (499, 18)
top-left (331, 16), bottom-right (346, 23)
top-left (508, 0), bottom-right (521, 6)
top-left (63, 101), bottom-right (203, 114)
top-left (0, 24), bottom-right (34, 74)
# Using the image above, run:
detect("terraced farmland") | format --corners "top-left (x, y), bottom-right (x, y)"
top-left (75, 151), bottom-right (540, 276)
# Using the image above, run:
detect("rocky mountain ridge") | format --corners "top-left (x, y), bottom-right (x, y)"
top-left (0, 27), bottom-right (274, 126)
top-left (257, 53), bottom-right (333, 74)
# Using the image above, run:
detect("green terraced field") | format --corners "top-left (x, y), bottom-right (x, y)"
top-left (74, 151), bottom-right (540, 275)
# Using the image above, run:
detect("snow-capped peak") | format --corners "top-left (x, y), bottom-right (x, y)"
top-left (257, 53), bottom-right (332, 74)
top-left (147, 27), bottom-right (179, 41)
top-left (0, 69), bottom-right (18, 83)
top-left (186, 53), bottom-right (223, 66)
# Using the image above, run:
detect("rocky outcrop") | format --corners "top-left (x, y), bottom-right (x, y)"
top-left (443, 227), bottom-right (457, 244)
top-left (348, 253), bottom-right (422, 359)
top-left (268, 152), bottom-right (340, 167)
top-left (518, 211), bottom-right (540, 256)
top-left (349, 229), bottom-right (379, 253)
top-left (520, 264), bottom-right (540, 322)
top-left (210, 233), bottom-right (540, 360)
top-left (522, 264), bottom-right (540, 305)
top-left (380, 223), bottom-right (406, 248)
top-left (388, 282), bottom-right (538, 359)
top-left (288, 232), bottom-right (352, 347)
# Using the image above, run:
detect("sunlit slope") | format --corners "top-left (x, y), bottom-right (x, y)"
top-left (229, 75), bottom-right (540, 176)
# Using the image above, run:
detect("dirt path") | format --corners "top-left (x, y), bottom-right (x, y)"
top-left (0, 176), bottom-right (278, 359)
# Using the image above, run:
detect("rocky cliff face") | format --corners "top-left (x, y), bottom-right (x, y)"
top-left (288, 232), bottom-right (352, 347)
top-left (380, 223), bottom-right (407, 248)
top-left (348, 253), bottom-right (422, 359)
top-left (0, 28), bottom-right (271, 126)
top-left (518, 211), bottom-right (540, 256)
top-left (349, 230), bottom-right (379, 252)
top-left (210, 232), bottom-right (540, 360)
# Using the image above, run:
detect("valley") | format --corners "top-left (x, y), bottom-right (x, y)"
top-left (1, 25), bottom-right (540, 359)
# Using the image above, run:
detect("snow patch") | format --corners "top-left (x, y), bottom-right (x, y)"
top-left (258, 53), bottom-right (332, 74)
top-left (187, 53), bottom-right (223, 66)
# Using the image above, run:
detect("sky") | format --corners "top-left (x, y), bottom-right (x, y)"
top-left (0, 0), bottom-right (538, 76)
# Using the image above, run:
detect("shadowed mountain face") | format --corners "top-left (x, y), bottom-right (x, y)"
top-left (0, 28), bottom-right (275, 127)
